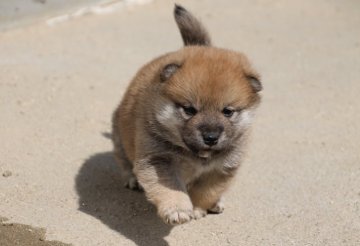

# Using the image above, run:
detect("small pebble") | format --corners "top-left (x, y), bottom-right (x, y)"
top-left (2, 170), bottom-right (12, 177)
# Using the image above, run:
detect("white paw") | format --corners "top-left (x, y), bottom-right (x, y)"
top-left (208, 199), bottom-right (225, 214)
top-left (193, 207), bottom-right (207, 220)
top-left (160, 206), bottom-right (194, 225)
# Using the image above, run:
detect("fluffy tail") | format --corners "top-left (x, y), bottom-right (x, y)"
top-left (174, 4), bottom-right (211, 46)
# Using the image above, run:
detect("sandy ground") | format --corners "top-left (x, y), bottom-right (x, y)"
top-left (1, 217), bottom-right (70, 246)
top-left (1, 0), bottom-right (360, 245)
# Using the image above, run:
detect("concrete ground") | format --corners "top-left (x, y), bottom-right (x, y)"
top-left (1, 0), bottom-right (360, 245)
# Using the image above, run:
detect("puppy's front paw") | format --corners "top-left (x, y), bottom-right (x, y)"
top-left (159, 204), bottom-right (194, 225)
top-left (193, 207), bottom-right (207, 220)
top-left (208, 199), bottom-right (225, 214)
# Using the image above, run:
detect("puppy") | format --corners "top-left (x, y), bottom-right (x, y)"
top-left (112, 5), bottom-right (262, 225)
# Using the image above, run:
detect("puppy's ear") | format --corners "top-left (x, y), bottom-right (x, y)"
top-left (247, 75), bottom-right (262, 92)
top-left (174, 4), bottom-right (211, 46)
top-left (160, 63), bottom-right (181, 82)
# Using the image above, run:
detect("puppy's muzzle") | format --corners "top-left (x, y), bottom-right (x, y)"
top-left (199, 124), bottom-right (224, 146)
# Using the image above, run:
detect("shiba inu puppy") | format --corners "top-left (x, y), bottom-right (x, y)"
top-left (112, 4), bottom-right (262, 225)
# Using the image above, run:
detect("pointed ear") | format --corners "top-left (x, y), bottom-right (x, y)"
top-left (160, 63), bottom-right (181, 82)
top-left (247, 75), bottom-right (262, 92)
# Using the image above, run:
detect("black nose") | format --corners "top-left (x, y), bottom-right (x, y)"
top-left (202, 132), bottom-right (220, 146)
top-left (199, 123), bottom-right (224, 146)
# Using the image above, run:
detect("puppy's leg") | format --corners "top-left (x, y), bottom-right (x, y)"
top-left (115, 152), bottom-right (143, 191)
top-left (134, 155), bottom-right (194, 225)
top-left (113, 149), bottom-right (142, 190)
top-left (208, 196), bottom-right (225, 214)
top-left (189, 171), bottom-right (234, 219)
top-left (112, 132), bottom-right (142, 190)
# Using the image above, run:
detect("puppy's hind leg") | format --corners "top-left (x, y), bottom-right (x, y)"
top-left (114, 150), bottom-right (142, 191)
top-left (112, 134), bottom-right (142, 191)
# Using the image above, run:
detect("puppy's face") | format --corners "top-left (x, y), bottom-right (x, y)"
top-left (156, 47), bottom-right (261, 158)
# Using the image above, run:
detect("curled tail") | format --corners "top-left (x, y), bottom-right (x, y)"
top-left (174, 4), bottom-right (211, 46)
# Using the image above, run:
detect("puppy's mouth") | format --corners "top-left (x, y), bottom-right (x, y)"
top-left (182, 139), bottom-right (224, 159)
top-left (198, 150), bottom-right (212, 159)
top-left (183, 142), bottom-right (212, 159)
top-left (186, 145), bottom-right (217, 159)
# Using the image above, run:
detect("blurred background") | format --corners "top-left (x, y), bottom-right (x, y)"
top-left (0, 0), bottom-right (151, 31)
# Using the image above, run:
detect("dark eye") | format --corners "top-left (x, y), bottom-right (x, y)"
top-left (182, 105), bottom-right (197, 116)
top-left (222, 107), bottom-right (234, 117)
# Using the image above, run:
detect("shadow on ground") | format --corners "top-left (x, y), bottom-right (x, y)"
top-left (75, 151), bottom-right (172, 246)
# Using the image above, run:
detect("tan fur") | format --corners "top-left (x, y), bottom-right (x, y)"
top-left (111, 6), bottom-right (262, 225)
